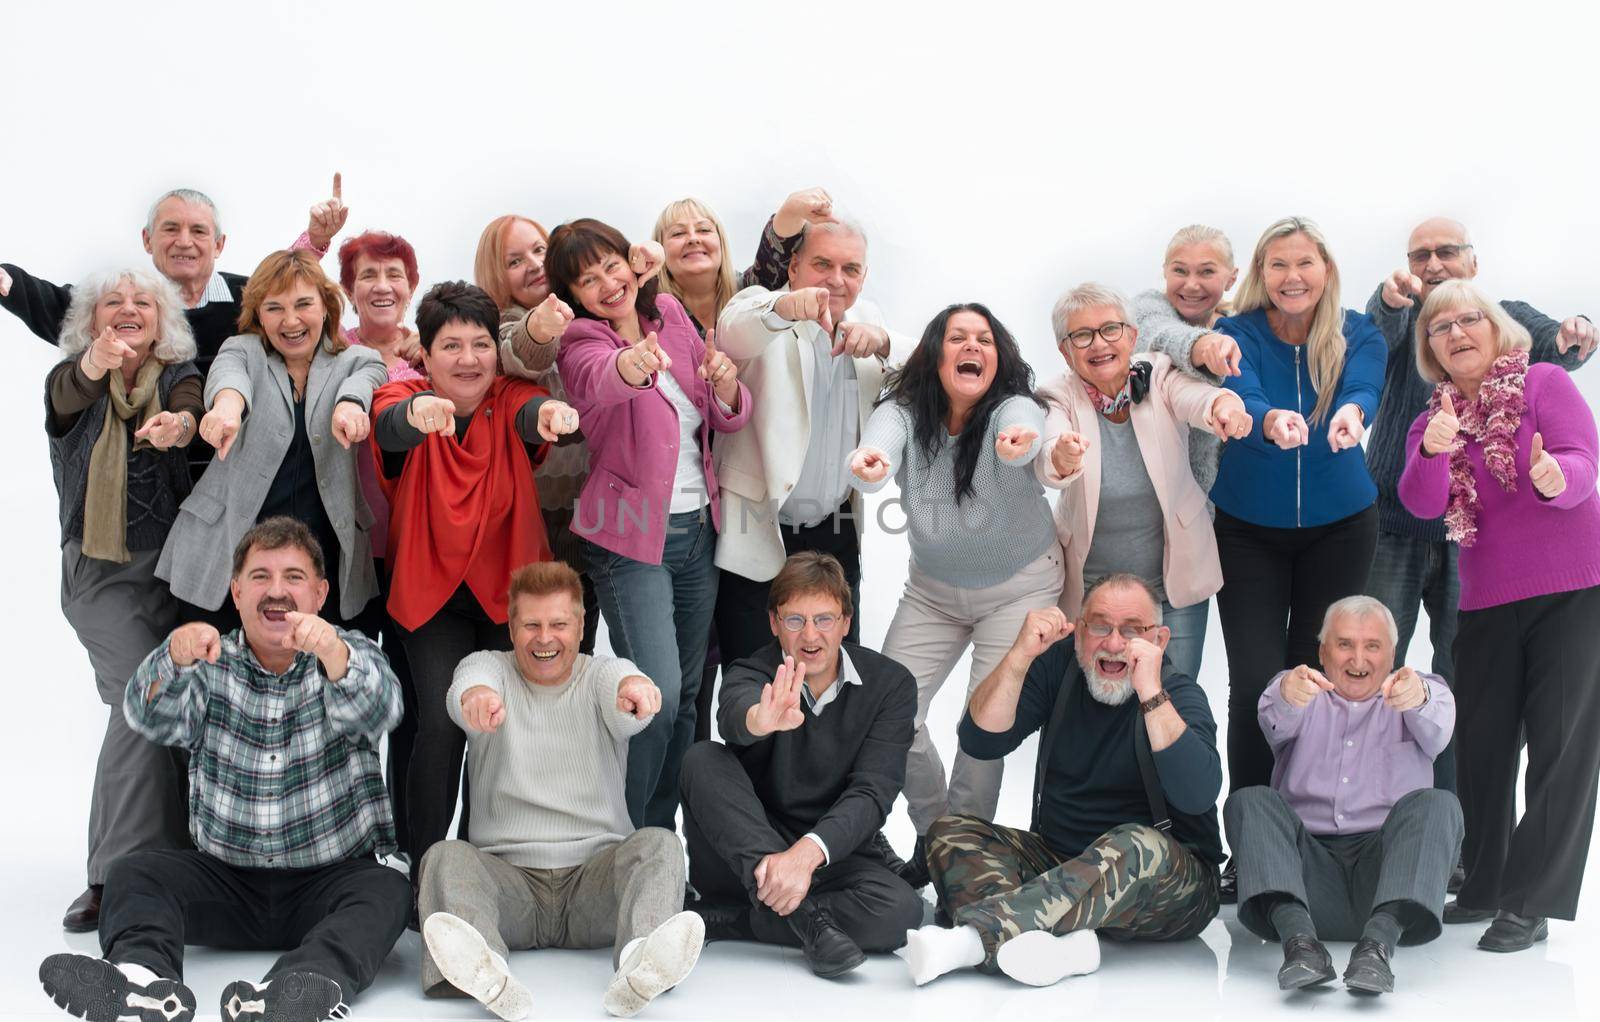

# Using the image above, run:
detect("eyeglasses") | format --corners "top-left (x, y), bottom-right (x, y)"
top-left (1082, 620), bottom-right (1159, 640)
top-left (1406, 244), bottom-right (1472, 266)
top-left (1424, 310), bottom-right (1489, 338)
top-left (779, 613), bottom-right (841, 633)
top-left (1062, 321), bottom-right (1131, 349)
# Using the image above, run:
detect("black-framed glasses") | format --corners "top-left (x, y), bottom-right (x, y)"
top-left (1062, 321), bottom-right (1131, 349)
top-left (1424, 310), bottom-right (1489, 338)
top-left (1082, 620), bottom-right (1159, 640)
top-left (779, 613), bottom-right (841, 633)
top-left (1407, 244), bottom-right (1472, 266)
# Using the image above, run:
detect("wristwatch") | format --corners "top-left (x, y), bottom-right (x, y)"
top-left (1139, 690), bottom-right (1171, 715)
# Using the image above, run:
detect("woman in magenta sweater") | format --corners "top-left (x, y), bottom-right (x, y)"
top-left (1400, 279), bottom-right (1600, 954)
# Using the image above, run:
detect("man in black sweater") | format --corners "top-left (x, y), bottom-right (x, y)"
top-left (904, 574), bottom-right (1223, 987)
top-left (679, 551), bottom-right (922, 978)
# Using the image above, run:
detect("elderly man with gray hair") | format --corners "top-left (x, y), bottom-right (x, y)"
top-left (1223, 595), bottom-right (1462, 997)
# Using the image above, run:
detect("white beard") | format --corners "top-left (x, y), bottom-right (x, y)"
top-left (1080, 656), bottom-right (1135, 706)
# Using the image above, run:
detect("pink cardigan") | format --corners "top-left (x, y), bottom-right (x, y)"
top-left (1035, 353), bottom-right (1232, 616)
top-left (557, 294), bottom-right (751, 565)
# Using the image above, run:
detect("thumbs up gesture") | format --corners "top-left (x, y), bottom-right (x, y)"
top-left (80, 325), bottom-right (138, 380)
top-left (1528, 431), bottom-right (1566, 498)
top-left (307, 172), bottom-right (349, 250)
top-left (849, 446), bottom-right (891, 484)
top-left (1422, 391), bottom-right (1461, 456)
top-left (994, 424), bottom-right (1038, 462)
top-left (407, 393), bottom-right (458, 436)
top-left (527, 293), bottom-right (575, 344)
top-left (697, 328), bottom-right (740, 406)
top-left (619, 331), bottom-right (671, 386)
top-left (1381, 666), bottom-right (1427, 711)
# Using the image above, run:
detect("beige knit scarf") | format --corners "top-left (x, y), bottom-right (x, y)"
top-left (81, 358), bottom-right (164, 563)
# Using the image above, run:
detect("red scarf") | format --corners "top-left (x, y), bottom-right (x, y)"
top-left (373, 376), bottom-right (552, 629)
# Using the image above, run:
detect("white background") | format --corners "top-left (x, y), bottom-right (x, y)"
top-left (3, 1), bottom-right (1598, 1018)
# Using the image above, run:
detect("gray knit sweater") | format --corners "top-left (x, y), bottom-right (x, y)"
top-left (1130, 289), bottom-right (1223, 495)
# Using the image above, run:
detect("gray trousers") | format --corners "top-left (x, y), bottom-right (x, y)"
top-left (61, 541), bottom-right (188, 886)
top-left (417, 830), bottom-right (684, 995)
top-left (1224, 786), bottom-right (1463, 945)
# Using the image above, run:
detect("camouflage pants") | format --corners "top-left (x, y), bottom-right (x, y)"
top-left (926, 814), bottom-right (1220, 967)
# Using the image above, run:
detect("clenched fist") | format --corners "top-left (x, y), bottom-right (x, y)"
top-left (1011, 607), bottom-right (1073, 660)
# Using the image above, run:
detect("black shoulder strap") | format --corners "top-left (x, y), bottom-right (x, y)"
top-left (1133, 712), bottom-right (1172, 834)
top-left (1031, 663), bottom-right (1078, 833)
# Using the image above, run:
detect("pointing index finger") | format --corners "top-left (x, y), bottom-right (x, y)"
top-left (332, 172), bottom-right (342, 200)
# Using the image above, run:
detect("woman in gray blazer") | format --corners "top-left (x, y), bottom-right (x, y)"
top-left (157, 249), bottom-right (386, 630)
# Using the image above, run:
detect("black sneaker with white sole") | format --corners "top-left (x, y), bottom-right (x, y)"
top-left (39, 953), bottom-right (197, 1022)
top-left (220, 971), bottom-right (347, 1022)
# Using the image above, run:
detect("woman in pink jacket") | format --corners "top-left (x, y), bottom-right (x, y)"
top-left (1037, 282), bottom-right (1252, 680)
top-left (550, 218), bottom-right (751, 830)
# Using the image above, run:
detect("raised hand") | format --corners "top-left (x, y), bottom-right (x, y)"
top-left (330, 402), bottom-right (370, 449)
top-left (1190, 332), bottom-right (1243, 377)
top-left (1422, 392), bottom-right (1460, 456)
top-left (169, 622), bottom-right (222, 667)
top-left (281, 610), bottom-right (337, 654)
top-left (80, 325), bottom-right (137, 381)
top-left (849, 446), bottom-right (891, 484)
top-left (1528, 431), bottom-right (1567, 498)
top-left (395, 326), bottom-right (422, 365)
top-left (536, 400), bottom-right (580, 443)
top-left (1264, 408), bottom-right (1309, 449)
top-left (460, 685), bottom-right (506, 734)
top-left (831, 321), bottom-right (888, 359)
top-left (995, 425), bottom-right (1038, 461)
top-left (629, 240), bottom-right (665, 286)
top-left (306, 172), bottom-right (349, 250)
top-left (1206, 393), bottom-right (1252, 440)
top-left (198, 391), bottom-right (245, 460)
top-left (1327, 403), bottom-right (1365, 452)
top-left (697, 328), bottom-right (740, 406)
top-left (1281, 664), bottom-right (1334, 708)
top-left (1049, 430), bottom-right (1090, 478)
top-left (1381, 267), bottom-right (1424, 309)
top-left (527, 293), bottom-right (575, 344)
top-left (774, 186), bottom-right (835, 237)
top-left (1012, 607), bottom-right (1073, 660)
top-left (1557, 316), bottom-right (1597, 358)
top-left (748, 655), bottom-right (807, 736)
top-left (619, 330), bottom-right (672, 386)
top-left (407, 394), bottom-right (458, 437)
top-left (134, 410), bottom-right (191, 450)
top-left (774, 286), bottom-right (835, 339)
top-left (1381, 666), bottom-right (1427, 711)
top-left (616, 675), bottom-right (662, 719)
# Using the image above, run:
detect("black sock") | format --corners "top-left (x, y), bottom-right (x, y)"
top-left (1362, 902), bottom-right (1405, 953)
top-left (1268, 897), bottom-right (1317, 942)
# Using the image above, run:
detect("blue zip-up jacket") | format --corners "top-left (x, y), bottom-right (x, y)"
top-left (1210, 308), bottom-right (1385, 528)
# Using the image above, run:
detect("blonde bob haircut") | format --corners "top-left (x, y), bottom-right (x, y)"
top-left (57, 268), bottom-right (197, 365)
top-left (1163, 224), bottom-right (1235, 269)
top-left (1414, 279), bottom-right (1532, 385)
top-left (1233, 216), bottom-right (1346, 425)
top-left (653, 197), bottom-right (739, 323)
top-left (473, 215), bottom-right (550, 312)
top-left (236, 250), bottom-right (348, 358)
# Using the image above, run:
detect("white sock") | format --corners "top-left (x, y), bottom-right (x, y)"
top-left (995, 929), bottom-right (1100, 987)
top-left (114, 962), bottom-right (160, 987)
top-left (896, 924), bottom-right (985, 986)
top-left (619, 937), bottom-right (644, 966)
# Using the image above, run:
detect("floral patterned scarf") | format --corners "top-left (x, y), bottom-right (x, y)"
top-left (1425, 349), bottom-right (1528, 546)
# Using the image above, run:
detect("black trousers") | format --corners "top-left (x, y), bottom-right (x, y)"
top-left (1453, 584), bottom-right (1600, 920)
top-left (100, 849), bottom-right (410, 997)
top-left (702, 507), bottom-right (863, 742)
top-left (678, 741), bottom-right (922, 950)
top-left (399, 584), bottom-right (512, 863)
top-left (1214, 505), bottom-right (1377, 793)
top-left (372, 562), bottom-right (417, 858)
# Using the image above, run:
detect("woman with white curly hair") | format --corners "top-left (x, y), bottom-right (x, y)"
top-left (46, 268), bottom-right (202, 934)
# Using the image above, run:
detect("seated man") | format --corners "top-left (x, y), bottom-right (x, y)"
top-left (418, 561), bottom-right (703, 1020)
top-left (38, 516), bottom-right (409, 1022)
top-left (907, 573), bottom-right (1223, 987)
top-left (1224, 595), bottom-right (1462, 995)
top-left (679, 551), bottom-right (923, 978)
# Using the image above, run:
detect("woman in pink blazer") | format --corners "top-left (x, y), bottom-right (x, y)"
top-left (550, 218), bottom-right (751, 830)
top-left (1036, 282), bottom-right (1252, 680)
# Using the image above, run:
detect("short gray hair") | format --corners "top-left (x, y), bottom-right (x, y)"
top-left (1318, 595), bottom-right (1398, 646)
top-left (1051, 281), bottom-right (1130, 344)
top-left (145, 188), bottom-right (222, 237)
top-left (796, 216), bottom-right (868, 258)
top-left (57, 268), bottom-right (197, 365)
top-left (1082, 573), bottom-right (1164, 626)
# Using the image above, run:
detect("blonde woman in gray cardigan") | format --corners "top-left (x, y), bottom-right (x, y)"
top-left (157, 250), bottom-right (385, 631)
top-left (847, 303), bottom-right (1062, 870)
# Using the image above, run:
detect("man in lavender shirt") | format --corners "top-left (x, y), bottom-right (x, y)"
top-left (1223, 596), bottom-right (1463, 997)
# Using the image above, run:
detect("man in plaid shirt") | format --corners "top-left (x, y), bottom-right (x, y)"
top-left (39, 517), bottom-right (409, 1022)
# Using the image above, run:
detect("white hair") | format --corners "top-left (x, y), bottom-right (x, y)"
top-left (57, 268), bottom-right (197, 364)
top-left (1318, 595), bottom-right (1399, 646)
top-left (1051, 281), bottom-right (1132, 345)
top-left (797, 216), bottom-right (869, 257)
top-left (145, 188), bottom-right (222, 236)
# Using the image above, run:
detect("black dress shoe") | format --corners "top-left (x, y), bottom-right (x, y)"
top-left (692, 900), bottom-right (754, 943)
top-left (787, 902), bottom-right (865, 978)
top-left (897, 835), bottom-right (931, 891)
top-left (62, 885), bottom-right (103, 933)
top-left (1343, 938), bottom-right (1394, 994)
top-left (1447, 861), bottom-right (1466, 895)
top-left (1277, 935), bottom-right (1336, 990)
top-left (1218, 862), bottom-right (1238, 906)
top-left (1443, 900), bottom-right (1496, 924)
top-left (1477, 910), bottom-right (1548, 953)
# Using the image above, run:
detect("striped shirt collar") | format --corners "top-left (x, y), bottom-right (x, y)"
top-left (193, 271), bottom-right (234, 309)
top-left (798, 646), bottom-right (863, 716)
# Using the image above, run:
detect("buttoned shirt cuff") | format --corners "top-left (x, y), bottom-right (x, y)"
top-left (802, 832), bottom-right (831, 866)
top-left (760, 305), bottom-right (795, 332)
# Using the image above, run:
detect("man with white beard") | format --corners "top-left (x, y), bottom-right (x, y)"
top-left (899, 574), bottom-right (1224, 987)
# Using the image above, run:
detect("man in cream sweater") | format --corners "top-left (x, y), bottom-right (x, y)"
top-left (417, 561), bottom-right (704, 1020)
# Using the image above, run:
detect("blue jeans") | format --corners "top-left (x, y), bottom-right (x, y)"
top-left (1161, 597), bottom-right (1209, 683)
top-left (1365, 530), bottom-right (1460, 792)
top-left (584, 509), bottom-right (719, 830)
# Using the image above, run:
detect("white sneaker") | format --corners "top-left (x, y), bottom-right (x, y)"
top-left (995, 929), bottom-right (1101, 986)
top-left (422, 912), bottom-right (532, 1021)
top-left (602, 911), bottom-right (706, 1018)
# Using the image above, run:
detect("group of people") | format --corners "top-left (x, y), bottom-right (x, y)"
top-left (8, 179), bottom-right (1598, 1021)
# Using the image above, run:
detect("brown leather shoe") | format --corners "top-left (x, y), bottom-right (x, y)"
top-left (62, 885), bottom-right (103, 933)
